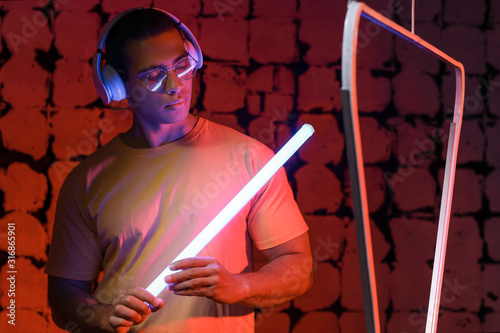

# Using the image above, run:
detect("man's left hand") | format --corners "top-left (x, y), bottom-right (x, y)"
top-left (165, 257), bottom-right (247, 304)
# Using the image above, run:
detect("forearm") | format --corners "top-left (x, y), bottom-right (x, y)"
top-left (49, 280), bottom-right (114, 333)
top-left (237, 253), bottom-right (313, 308)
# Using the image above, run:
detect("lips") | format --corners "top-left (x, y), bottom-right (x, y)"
top-left (164, 98), bottom-right (187, 109)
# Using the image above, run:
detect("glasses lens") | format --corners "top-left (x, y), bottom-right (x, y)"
top-left (175, 58), bottom-right (197, 81)
top-left (146, 69), bottom-right (168, 92)
top-left (145, 58), bottom-right (197, 91)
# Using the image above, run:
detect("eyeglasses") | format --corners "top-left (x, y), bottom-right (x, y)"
top-left (118, 56), bottom-right (197, 92)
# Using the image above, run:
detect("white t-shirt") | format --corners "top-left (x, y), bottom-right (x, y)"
top-left (45, 117), bottom-right (308, 332)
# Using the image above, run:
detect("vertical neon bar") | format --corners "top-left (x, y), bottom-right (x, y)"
top-left (341, 2), bottom-right (464, 332)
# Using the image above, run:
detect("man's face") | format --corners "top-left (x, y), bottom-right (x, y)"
top-left (122, 29), bottom-right (194, 128)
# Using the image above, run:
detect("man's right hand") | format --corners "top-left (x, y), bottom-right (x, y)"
top-left (109, 287), bottom-right (164, 333)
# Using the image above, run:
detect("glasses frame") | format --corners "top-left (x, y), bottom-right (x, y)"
top-left (117, 55), bottom-right (198, 92)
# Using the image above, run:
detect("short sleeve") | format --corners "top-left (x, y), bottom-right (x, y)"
top-left (44, 171), bottom-right (103, 281)
top-left (247, 153), bottom-right (308, 250)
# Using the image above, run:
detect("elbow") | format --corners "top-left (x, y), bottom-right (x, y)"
top-left (298, 269), bottom-right (313, 297)
top-left (50, 312), bottom-right (67, 331)
top-left (305, 271), bottom-right (313, 294)
top-left (48, 303), bottom-right (64, 329)
top-left (293, 259), bottom-right (313, 299)
top-left (302, 254), bottom-right (314, 295)
top-left (47, 289), bottom-right (66, 330)
top-left (47, 277), bottom-right (79, 331)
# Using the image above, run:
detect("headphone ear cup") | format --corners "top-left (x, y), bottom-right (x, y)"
top-left (101, 65), bottom-right (127, 102)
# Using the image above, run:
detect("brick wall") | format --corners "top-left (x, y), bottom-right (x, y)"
top-left (0, 0), bottom-right (498, 332)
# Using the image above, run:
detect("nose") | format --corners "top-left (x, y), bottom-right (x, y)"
top-left (164, 70), bottom-right (184, 95)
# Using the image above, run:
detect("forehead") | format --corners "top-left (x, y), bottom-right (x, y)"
top-left (123, 30), bottom-right (186, 73)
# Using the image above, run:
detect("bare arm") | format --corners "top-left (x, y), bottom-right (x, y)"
top-left (48, 276), bottom-right (164, 333)
top-left (237, 231), bottom-right (313, 307)
top-left (166, 232), bottom-right (313, 308)
top-left (48, 276), bottom-right (114, 332)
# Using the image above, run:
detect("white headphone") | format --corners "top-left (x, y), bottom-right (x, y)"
top-left (92, 8), bottom-right (203, 104)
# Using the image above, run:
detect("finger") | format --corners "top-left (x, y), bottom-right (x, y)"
top-left (169, 257), bottom-right (213, 270)
top-left (173, 286), bottom-right (212, 297)
top-left (165, 266), bottom-right (213, 284)
top-left (112, 302), bottom-right (149, 325)
top-left (113, 295), bottom-right (151, 320)
top-left (150, 299), bottom-right (164, 312)
top-left (170, 276), bottom-right (214, 291)
top-left (128, 287), bottom-right (163, 309)
top-left (113, 288), bottom-right (163, 318)
top-left (114, 327), bottom-right (132, 333)
top-left (109, 314), bottom-right (134, 329)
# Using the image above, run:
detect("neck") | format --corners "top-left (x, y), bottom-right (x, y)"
top-left (121, 114), bottom-right (198, 148)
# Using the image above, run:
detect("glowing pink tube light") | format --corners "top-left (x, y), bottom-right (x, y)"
top-left (146, 124), bottom-right (315, 297)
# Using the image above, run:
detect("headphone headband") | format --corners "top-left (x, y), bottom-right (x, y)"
top-left (92, 8), bottom-right (203, 104)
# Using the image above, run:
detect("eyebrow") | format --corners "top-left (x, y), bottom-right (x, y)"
top-left (136, 52), bottom-right (190, 75)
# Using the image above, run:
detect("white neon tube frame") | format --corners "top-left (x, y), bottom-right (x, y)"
top-left (341, 2), bottom-right (465, 333)
top-left (146, 124), bottom-right (315, 297)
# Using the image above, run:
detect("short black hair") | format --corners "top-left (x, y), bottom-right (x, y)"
top-left (105, 8), bottom-right (181, 73)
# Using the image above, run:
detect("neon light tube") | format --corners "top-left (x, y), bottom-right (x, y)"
top-left (341, 2), bottom-right (464, 333)
top-left (146, 124), bottom-right (315, 297)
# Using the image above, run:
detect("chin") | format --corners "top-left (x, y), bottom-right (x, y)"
top-left (161, 106), bottom-right (192, 124)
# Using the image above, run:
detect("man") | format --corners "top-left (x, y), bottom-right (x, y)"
top-left (45, 8), bottom-right (312, 332)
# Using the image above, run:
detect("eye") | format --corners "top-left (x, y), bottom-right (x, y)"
top-left (146, 69), bottom-right (165, 80)
top-left (175, 60), bottom-right (191, 71)
top-left (145, 69), bottom-right (168, 92)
